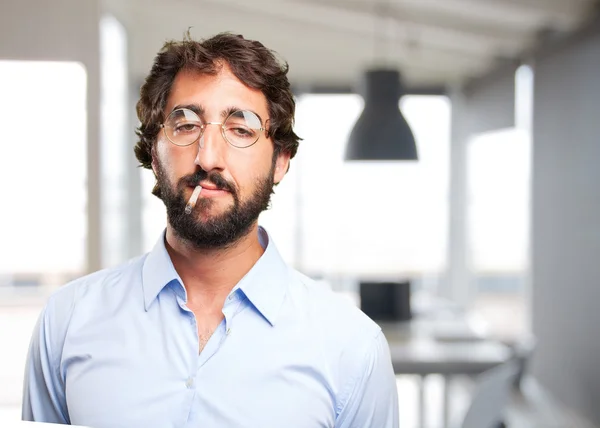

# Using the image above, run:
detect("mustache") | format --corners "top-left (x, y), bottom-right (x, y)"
top-left (181, 169), bottom-right (236, 194)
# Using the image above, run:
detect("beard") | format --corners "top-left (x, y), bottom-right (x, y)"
top-left (154, 158), bottom-right (276, 250)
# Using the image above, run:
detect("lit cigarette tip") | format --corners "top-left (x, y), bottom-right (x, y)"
top-left (185, 185), bottom-right (202, 214)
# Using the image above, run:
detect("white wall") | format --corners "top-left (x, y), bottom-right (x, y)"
top-left (531, 23), bottom-right (600, 425)
top-left (462, 64), bottom-right (517, 134)
top-left (446, 68), bottom-right (517, 306)
top-left (0, 0), bottom-right (102, 273)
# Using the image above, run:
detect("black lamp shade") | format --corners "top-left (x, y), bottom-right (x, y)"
top-left (345, 69), bottom-right (418, 161)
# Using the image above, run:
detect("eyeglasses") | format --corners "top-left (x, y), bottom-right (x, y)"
top-left (160, 108), bottom-right (266, 148)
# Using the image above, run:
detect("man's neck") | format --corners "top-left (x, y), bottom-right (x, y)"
top-left (164, 223), bottom-right (265, 307)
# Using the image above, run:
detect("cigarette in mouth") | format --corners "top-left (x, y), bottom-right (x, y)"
top-left (185, 185), bottom-right (202, 214)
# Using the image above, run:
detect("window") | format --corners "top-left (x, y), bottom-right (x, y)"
top-left (0, 60), bottom-right (87, 286)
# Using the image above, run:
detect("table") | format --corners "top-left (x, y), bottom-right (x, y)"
top-left (382, 319), bottom-right (512, 375)
top-left (380, 314), bottom-right (512, 427)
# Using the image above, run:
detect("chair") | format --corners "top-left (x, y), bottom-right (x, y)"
top-left (508, 336), bottom-right (537, 391)
top-left (460, 360), bottom-right (520, 428)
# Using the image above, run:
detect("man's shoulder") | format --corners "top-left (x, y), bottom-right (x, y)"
top-left (287, 269), bottom-right (381, 342)
top-left (46, 253), bottom-right (147, 311)
top-left (33, 255), bottom-right (148, 353)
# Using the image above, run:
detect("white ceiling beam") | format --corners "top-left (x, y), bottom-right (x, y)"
top-left (200, 0), bottom-right (525, 58)
top-left (392, 0), bottom-right (595, 30)
top-left (473, 0), bottom-right (594, 19)
top-left (113, 0), bottom-right (567, 87)
top-left (299, 0), bottom-right (534, 41)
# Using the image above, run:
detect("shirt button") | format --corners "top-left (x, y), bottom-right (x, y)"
top-left (228, 295), bottom-right (234, 301)
top-left (185, 377), bottom-right (194, 389)
top-left (226, 328), bottom-right (231, 335)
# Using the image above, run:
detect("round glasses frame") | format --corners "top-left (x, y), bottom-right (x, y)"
top-left (159, 108), bottom-right (267, 149)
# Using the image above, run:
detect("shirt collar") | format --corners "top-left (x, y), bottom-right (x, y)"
top-left (142, 230), bottom-right (182, 311)
top-left (235, 227), bottom-right (289, 326)
top-left (141, 227), bottom-right (290, 326)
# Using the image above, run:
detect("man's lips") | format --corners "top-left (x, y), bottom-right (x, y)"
top-left (197, 181), bottom-right (227, 191)
top-left (189, 182), bottom-right (230, 198)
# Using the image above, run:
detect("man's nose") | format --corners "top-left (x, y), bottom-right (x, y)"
top-left (194, 124), bottom-right (227, 172)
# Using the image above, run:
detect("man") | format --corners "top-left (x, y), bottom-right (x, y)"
top-left (22, 32), bottom-right (399, 427)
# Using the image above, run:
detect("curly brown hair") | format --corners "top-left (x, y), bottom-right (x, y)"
top-left (134, 32), bottom-right (301, 174)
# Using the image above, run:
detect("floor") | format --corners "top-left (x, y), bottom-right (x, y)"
top-left (0, 290), bottom-right (596, 428)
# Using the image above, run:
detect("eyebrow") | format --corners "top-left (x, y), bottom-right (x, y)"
top-left (222, 106), bottom-right (264, 125)
top-left (172, 104), bottom-right (204, 117)
top-left (171, 104), bottom-right (264, 125)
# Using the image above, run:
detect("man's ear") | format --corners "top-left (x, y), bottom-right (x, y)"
top-left (150, 145), bottom-right (158, 176)
top-left (149, 145), bottom-right (163, 198)
top-left (273, 150), bottom-right (291, 184)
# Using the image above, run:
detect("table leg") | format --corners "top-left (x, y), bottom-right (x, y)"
top-left (419, 375), bottom-right (426, 428)
top-left (443, 375), bottom-right (451, 428)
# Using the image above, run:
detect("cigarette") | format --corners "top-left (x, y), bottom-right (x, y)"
top-left (184, 185), bottom-right (202, 214)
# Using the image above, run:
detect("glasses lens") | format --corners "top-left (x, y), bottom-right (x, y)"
top-left (165, 109), bottom-right (202, 146)
top-left (224, 110), bottom-right (262, 148)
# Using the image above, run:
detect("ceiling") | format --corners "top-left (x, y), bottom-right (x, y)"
top-left (105, 0), bottom-right (599, 90)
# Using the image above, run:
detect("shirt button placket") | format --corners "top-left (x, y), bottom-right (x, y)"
top-left (185, 376), bottom-right (194, 389)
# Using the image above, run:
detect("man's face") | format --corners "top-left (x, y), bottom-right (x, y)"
top-left (152, 66), bottom-right (290, 249)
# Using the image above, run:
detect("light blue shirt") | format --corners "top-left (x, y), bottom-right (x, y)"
top-left (22, 227), bottom-right (399, 427)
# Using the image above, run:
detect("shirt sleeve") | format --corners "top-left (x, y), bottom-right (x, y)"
top-left (335, 329), bottom-right (399, 428)
top-left (21, 299), bottom-right (70, 424)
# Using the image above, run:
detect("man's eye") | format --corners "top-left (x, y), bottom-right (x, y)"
top-left (175, 123), bottom-right (200, 133)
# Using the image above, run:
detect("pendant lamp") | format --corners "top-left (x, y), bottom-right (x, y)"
top-left (344, 1), bottom-right (418, 161)
top-left (345, 68), bottom-right (418, 161)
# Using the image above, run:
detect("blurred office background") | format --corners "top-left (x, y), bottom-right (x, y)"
top-left (1, 0), bottom-right (600, 427)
